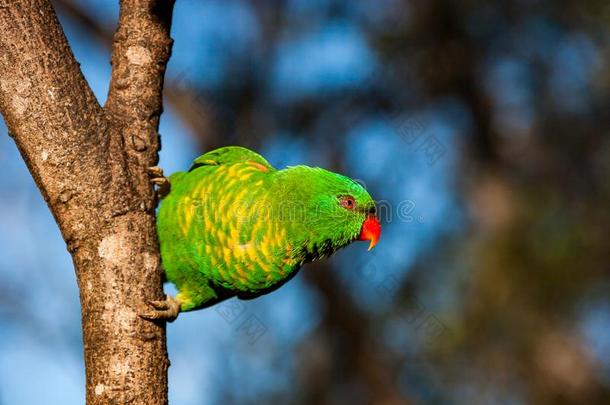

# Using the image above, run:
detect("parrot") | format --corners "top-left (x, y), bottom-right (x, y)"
top-left (141, 146), bottom-right (381, 321)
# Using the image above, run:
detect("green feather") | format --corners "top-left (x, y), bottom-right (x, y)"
top-left (157, 146), bottom-right (377, 311)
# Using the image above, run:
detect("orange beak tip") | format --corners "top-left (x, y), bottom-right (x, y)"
top-left (367, 235), bottom-right (379, 251)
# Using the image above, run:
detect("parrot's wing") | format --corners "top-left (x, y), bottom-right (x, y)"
top-left (189, 146), bottom-right (275, 172)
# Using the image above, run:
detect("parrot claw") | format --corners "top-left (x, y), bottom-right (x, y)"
top-left (147, 166), bottom-right (170, 200)
top-left (139, 294), bottom-right (181, 322)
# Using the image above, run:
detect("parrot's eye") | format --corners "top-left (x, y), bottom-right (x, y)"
top-left (339, 195), bottom-right (356, 210)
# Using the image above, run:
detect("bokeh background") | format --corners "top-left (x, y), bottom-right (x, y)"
top-left (1, 1), bottom-right (610, 404)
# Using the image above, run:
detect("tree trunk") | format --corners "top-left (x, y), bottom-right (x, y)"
top-left (0, 1), bottom-right (175, 404)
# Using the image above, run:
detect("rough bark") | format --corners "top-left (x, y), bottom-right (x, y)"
top-left (0, 1), bottom-right (174, 404)
top-left (55, 0), bottom-right (217, 148)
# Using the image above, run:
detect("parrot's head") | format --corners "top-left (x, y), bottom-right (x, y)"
top-left (279, 166), bottom-right (381, 256)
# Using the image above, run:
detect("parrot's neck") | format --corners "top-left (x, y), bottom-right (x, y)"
top-left (267, 167), bottom-right (359, 264)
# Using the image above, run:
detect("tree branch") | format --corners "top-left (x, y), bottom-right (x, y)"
top-left (0, 0), bottom-right (109, 233)
top-left (106, 0), bottom-right (175, 174)
top-left (0, 1), bottom-right (175, 404)
top-left (55, 0), bottom-right (217, 147)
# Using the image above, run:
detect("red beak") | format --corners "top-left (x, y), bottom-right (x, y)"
top-left (358, 216), bottom-right (381, 251)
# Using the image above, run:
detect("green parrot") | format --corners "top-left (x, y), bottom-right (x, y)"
top-left (141, 146), bottom-right (381, 321)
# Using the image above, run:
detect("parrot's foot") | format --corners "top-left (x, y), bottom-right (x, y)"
top-left (147, 166), bottom-right (170, 200)
top-left (140, 294), bottom-right (181, 322)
